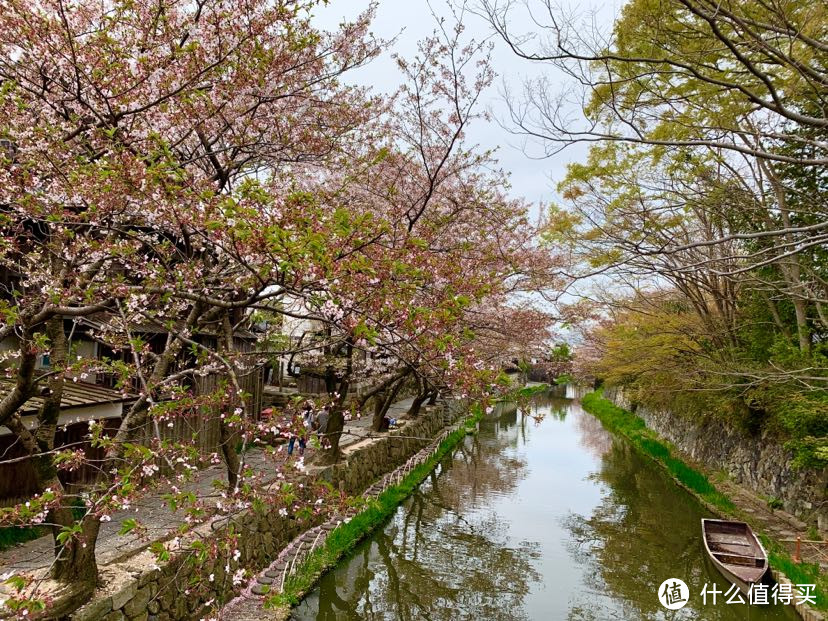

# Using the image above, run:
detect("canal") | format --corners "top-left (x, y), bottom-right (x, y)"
top-left (293, 389), bottom-right (802, 620)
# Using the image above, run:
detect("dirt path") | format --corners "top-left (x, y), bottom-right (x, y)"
top-left (717, 479), bottom-right (828, 570)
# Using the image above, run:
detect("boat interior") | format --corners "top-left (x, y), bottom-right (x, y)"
top-left (704, 522), bottom-right (766, 568)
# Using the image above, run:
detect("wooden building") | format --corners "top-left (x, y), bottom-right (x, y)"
top-left (0, 379), bottom-right (132, 505)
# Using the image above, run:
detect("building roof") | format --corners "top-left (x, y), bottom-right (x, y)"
top-left (0, 378), bottom-right (134, 416)
top-left (76, 315), bottom-right (259, 340)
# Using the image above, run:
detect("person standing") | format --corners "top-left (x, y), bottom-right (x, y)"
top-left (287, 401), bottom-right (314, 457)
top-left (316, 404), bottom-right (331, 445)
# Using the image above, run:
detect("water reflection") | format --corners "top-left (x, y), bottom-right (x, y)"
top-left (297, 409), bottom-right (538, 620)
top-left (294, 395), bottom-right (800, 621)
top-left (573, 410), bottom-right (613, 460)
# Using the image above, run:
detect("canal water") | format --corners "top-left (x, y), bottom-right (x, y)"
top-left (293, 389), bottom-right (801, 620)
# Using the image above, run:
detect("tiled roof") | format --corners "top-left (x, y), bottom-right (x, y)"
top-left (76, 315), bottom-right (259, 339)
top-left (0, 378), bottom-right (134, 415)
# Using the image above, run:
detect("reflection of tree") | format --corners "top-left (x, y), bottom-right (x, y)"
top-left (572, 407), bottom-right (613, 460)
top-left (294, 408), bottom-right (540, 621)
top-left (433, 412), bottom-right (529, 512)
top-left (299, 400), bottom-right (802, 621)
top-left (312, 545), bottom-right (372, 619)
top-left (561, 439), bottom-right (799, 621)
top-left (526, 394), bottom-right (570, 422)
top-left (303, 493), bottom-right (542, 620)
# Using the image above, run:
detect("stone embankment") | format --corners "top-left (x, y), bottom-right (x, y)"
top-left (67, 401), bottom-right (462, 621)
top-left (221, 421), bottom-right (463, 620)
top-left (604, 387), bottom-right (827, 530)
top-left (588, 389), bottom-right (826, 621)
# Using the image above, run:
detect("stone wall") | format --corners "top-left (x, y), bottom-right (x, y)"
top-left (321, 402), bottom-right (460, 495)
top-left (604, 387), bottom-right (828, 529)
top-left (69, 403), bottom-right (462, 621)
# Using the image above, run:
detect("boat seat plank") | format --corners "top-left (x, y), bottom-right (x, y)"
top-left (707, 534), bottom-right (751, 546)
top-left (713, 553), bottom-right (765, 567)
top-left (712, 551), bottom-right (760, 560)
top-left (711, 543), bottom-right (755, 556)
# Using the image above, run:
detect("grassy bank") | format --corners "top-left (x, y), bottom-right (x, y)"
top-left (581, 390), bottom-right (734, 512)
top-left (266, 404), bottom-right (484, 610)
top-left (514, 383), bottom-right (551, 398)
top-left (581, 389), bottom-right (827, 611)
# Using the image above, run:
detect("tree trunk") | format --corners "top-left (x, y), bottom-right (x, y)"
top-left (51, 510), bottom-right (101, 582)
top-left (319, 340), bottom-right (354, 464)
top-left (45, 513), bottom-right (102, 617)
top-left (23, 319), bottom-right (102, 599)
top-left (407, 388), bottom-right (430, 418)
top-left (765, 296), bottom-right (791, 338)
top-left (324, 407), bottom-right (346, 463)
top-left (36, 317), bottom-right (66, 450)
top-left (791, 297), bottom-right (811, 353)
top-left (763, 163), bottom-right (811, 353)
top-left (371, 392), bottom-right (388, 432)
top-left (219, 312), bottom-right (244, 486)
top-left (219, 420), bottom-right (240, 489)
top-left (372, 378), bottom-right (404, 431)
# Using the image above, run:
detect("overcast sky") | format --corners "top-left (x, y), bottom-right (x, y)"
top-left (313, 0), bottom-right (619, 218)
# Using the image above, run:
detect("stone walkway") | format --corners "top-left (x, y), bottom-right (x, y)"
top-left (0, 398), bottom-right (419, 576)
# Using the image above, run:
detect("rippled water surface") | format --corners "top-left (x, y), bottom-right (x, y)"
top-left (293, 390), bottom-right (801, 620)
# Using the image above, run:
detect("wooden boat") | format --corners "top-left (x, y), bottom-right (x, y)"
top-left (702, 519), bottom-right (768, 594)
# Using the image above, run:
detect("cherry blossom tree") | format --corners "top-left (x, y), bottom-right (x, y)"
top-left (281, 14), bottom-right (563, 454)
top-left (0, 0), bottom-right (382, 612)
top-left (0, 1), bottom-right (562, 616)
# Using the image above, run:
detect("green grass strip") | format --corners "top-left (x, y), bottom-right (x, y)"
top-left (266, 405), bottom-right (484, 610)
top-left (762, 536), bottom-right (828, 610)
top-left (581, 390), bottom-right (734, 512)
top-left (582, 389), bottom-right (827, 611)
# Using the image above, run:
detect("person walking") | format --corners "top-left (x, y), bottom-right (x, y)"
top-left (287, 401), bottom-right (314, 457)
top-left (315, 404), bottom-right (331, 446)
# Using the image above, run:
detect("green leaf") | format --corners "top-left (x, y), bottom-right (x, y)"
top-left (119, 518), bottom-right (138, 535)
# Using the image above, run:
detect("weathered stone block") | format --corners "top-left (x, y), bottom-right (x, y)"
top-left (72, 596), bottom-right (113, 621)
top-left (157, 587), bottom-right (174, 612)
top-left (111, 583), bottom-right (138, 611)
top-left (123, 586), bottom-right (151, 618)
top-left (173, 596), bottom-right (188, 619)
top-left (138, 570), bottom-right (158, 588)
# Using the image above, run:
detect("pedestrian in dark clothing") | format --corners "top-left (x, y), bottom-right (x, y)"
top-left (287, 402), bottom-right (314, 457)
